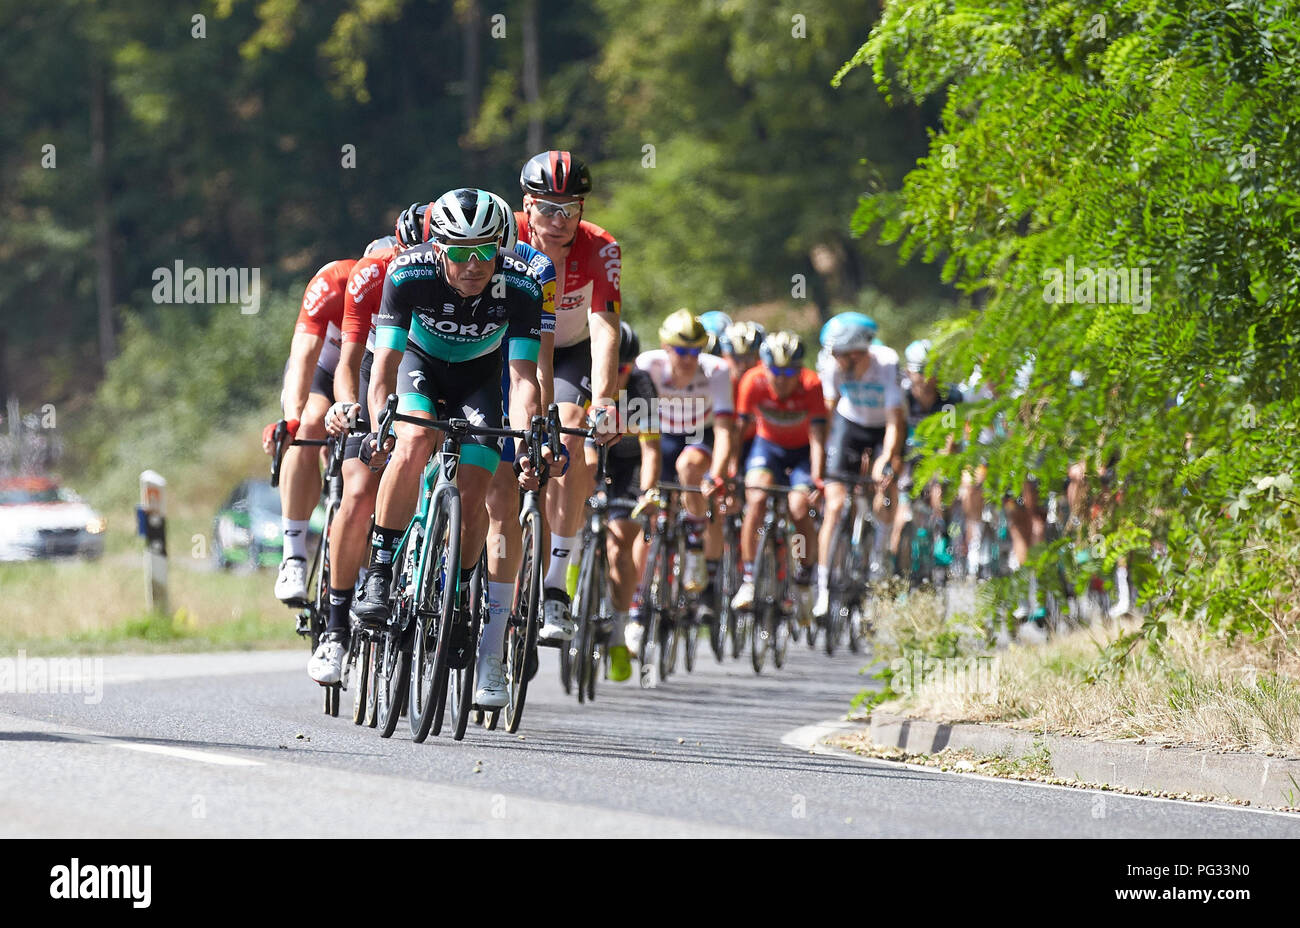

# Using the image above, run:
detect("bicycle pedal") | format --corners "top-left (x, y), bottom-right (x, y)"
top-left (286, 598), bottom-right (311, 610)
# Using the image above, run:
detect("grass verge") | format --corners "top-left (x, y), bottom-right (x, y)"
top-left (860, 585), bottom-right (1300, 757)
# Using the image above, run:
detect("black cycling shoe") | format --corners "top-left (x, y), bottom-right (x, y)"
top-left (352, 566), bottom-right (393, 628)
top-left (446, 590), bottom-right (474, 669)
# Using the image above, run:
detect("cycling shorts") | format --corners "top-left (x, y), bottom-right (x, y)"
top-left (395, 347), bottom-right (504, 474)
top-left (825, 412), bottom-right (885, 481)
top-left (659, 429), bottom-right (713, 482)
top-left (605, 455), bottom-right (640, 522)
top-left (744, 435), bottom-right (813, 489)
top-left (554, 339), bottom-right (593, 407)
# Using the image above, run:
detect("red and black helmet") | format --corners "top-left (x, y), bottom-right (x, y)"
top-left (520, 151), bottom-right (592, 196)
top-left (394, 201), bottom-right (436, 248)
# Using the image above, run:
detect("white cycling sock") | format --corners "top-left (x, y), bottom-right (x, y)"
top-left (816, 565), bottom-right (829, 594)
top-left (481, 581), bottom-right (513, 662)
top-left (545, 534), bottom-right (576, 592)
top-left (611, 609), bottom-right (629, 646)
top-left (967, 522), bottom-right (984, 570)
top-left (282, 519), bottom-right (310, 561)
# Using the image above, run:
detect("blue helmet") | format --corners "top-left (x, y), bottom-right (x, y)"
top-left (820, 312), bottom-right (877, 354)
top-left (699, 311), bottom-right (733, 355)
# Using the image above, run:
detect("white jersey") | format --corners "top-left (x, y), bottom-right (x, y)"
top-left (636, 349), bottom-right (733, 436)
top-left (817, 343), bottom-right (902, 429)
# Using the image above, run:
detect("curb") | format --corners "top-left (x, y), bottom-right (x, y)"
top-left (862, 713), bottom-right (1300, 810)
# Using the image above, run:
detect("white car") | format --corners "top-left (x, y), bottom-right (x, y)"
top-left (0, 477), bottom-right (106, 562)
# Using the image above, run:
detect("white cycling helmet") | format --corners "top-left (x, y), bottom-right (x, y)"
top-left (431, 188), bottom-right (510, 244)
top-left (904, 339), bottom-right (931, 373)
top-left (820, 312), bottom-right (877, 354)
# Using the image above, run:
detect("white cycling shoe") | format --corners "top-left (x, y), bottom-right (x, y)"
top-left (308, 632), bottom-right (347, 685)
top-left (474, 653), bottom-right (509, 708)
top-left (539, 589), bottom-right (576, 642)
top-left (731, 580), bottom-right (755, 611)
top-left (275, 557), bottom-right (308, 602)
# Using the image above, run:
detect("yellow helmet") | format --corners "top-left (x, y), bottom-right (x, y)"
top-left (761, 330), bottom-right (805, 369)
top-left (658, 309), bottom-right (710, 349)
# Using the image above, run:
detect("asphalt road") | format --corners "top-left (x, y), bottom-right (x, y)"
top-left (3, 638), bottom-right (1299, 838)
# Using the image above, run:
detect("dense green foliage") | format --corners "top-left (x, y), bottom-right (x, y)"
top-left (0, 0), bottom-right (949, 407)
top-left (846, 0), bottom-right (1300, 643)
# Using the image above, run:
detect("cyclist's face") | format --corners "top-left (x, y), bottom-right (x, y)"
top-left (733, 353), bottom-right (759, 377)
top-left (525, 194), bottom-right (582, 250)
top-left (439, 241), bottom-right (495, 295)
top-left (835, 349), bottom-right (869, 375)
top-left (768, 369), bottom-right (798, 399)
top-left (665, 344), bottom-right (700, 378)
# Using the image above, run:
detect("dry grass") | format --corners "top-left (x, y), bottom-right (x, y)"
top-left (867, 588), bottom-right (1300, 757)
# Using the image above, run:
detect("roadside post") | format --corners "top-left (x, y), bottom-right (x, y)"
top-left (137, 470), bottom-right (169, 614)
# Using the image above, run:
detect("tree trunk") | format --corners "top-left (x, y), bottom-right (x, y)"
top-left (90, 60), bottom-right (116, 370)
top-left (462, 0), bottom-right (482, 156)
top-left (522, 0), bottom-right (542, 153)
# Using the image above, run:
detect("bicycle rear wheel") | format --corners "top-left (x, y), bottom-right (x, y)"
top-left (350, 633), bottom-right (371, 725)
top-left (506, 508), bottom-right (542, 732)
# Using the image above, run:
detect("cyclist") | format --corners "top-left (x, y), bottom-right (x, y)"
top-left (729, 332), bottom-right (825, 622)
top-left (720, 320), bottom-right (766, 471)
top-left (893, 339), bottom-right (964, 578)
top-left (603, 322), bottom-right (662, 681)
top-left (262, 256), bottom-right (357, 604)
top-left (699, 311), bottom-right (732, 356)
top-left (815, 312), bottom-right (904, 618)
top-left (514, 151), bottom-right (623, 644)
top-left (625, 309), bottom-right (735, 654)
top-left (306, 205), bottom-right (435, 684)
top-left (353, 188), bottom-right (545, 710)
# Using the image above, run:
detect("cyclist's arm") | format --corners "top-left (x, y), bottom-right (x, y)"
top-left (537, 329), bottom-right (555, 411)
top-left (508, 358), bottom-right (540, 446)
top-left (282, 332), bottom-right (324, 421)
top-left (810, 417), bottom-right (828, 485)
top-left (335, 341), bottom-right (364, 407)
top-left (588, 309), bottom-right (620, 410)
top-left (369, 273), bottom-right (412, 421)
top-left (639, 435), bottom-right (661, 494)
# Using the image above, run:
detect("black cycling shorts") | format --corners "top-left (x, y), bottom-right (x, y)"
top-left (554, 340), bottom-right (593, 407)
top-left (825, 412), bottom-right (886, 481)
top-left (395, 348), bottom-right (505, 473)
top-left (605, 454), bottom-right (640, 522)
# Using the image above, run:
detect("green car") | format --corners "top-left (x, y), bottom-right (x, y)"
top-left (212, 479), bottom-right (326, 570)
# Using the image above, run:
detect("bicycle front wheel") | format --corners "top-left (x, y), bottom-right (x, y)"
top-left (506, 507), bottom-right (542, 732)
top-left (409, 494), bottom-right (459, 743)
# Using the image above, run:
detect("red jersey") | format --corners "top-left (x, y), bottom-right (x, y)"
top-left (736, 366), bottom-right (825, 450)
top-left (341, 246), bottom-right (400, 350)
top-left (295, 259), bottom-right (356, 373)
top-left (516, 214), bottom-right (620, 348)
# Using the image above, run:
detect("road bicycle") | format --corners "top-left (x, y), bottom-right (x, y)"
top-left (564, 440), bottom-right (641, 703)
top-left (630, 482), bottom-right (708, 687)
top-left (370, 394), bottom-right (529, 742)
top-left (822, 469), bottom-right (880, 656)
top-left (742, 484), bottom-right (801, 673)
top-left (271, 422), bottom-right (350, 716)
top-left (715, 478), bottom-right (745, 661)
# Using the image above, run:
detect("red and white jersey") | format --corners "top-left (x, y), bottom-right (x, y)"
top-left (341, 246), bottom-right (400, 353)
top-left (295, 259), bottom-right (356, 373)
top-left (636, 349), bottom-right (734, 436)
top-left (516, 215), bottom-right (620, 348)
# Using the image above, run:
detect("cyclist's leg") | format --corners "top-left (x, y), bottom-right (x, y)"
top-left (786, 449), bottom-right (817, 578)
top-left (675, 434), bottom-right (713, 594)
top-left (818, 413), bottom-right (864, 612)
top-left (960, 462), bottom-right (987, 575)
top-left (543, 342), bottom-right (594, 611)
top-left (733, 440), bottom-right (776, 610)
top-left (275, 377), bottom-right (333, 600)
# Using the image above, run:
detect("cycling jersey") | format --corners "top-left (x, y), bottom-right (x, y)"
top-left (295, 259), bottom-right (356, 374)
top-left (375, 244), bottom-right (543, 366)
top-left (736, 366), bottom-right (825, 450)
top-left (342, 245), bottom-right (399, 352)
top-left (817, 343), bottom-right (902, 428)
top-left (635, 349), bottom-right (734, 437)
top-left (515, 214), bottom-right (620, 349)
top-left (903, 382), bottom-right (965, 434)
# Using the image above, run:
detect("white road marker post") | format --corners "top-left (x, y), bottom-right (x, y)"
top-left (137, 470), bottom-right (169, 614)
